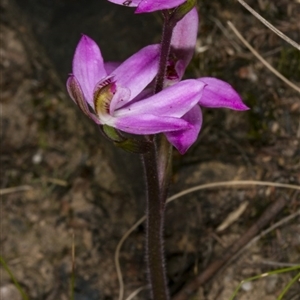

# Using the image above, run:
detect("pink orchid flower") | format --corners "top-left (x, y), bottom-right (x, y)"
top-left (66, 35), bottom-right (207, 144)
top-left (107, 0), bottom-right (186, 13)
top-left (163, 8), bottom-right (249, 153)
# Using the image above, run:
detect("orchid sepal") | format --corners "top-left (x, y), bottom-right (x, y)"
top-left (166, 7), bottom-right (199, 86)
top-left (198, 78), bottom-right (250, 111)
top-left (107, 0), bottom-right (187, 13)
top-left (73, 35), bottom-right (106, 106)
top-left (66, 75), bottom-right (101, 124)
top-left (165, 105), bottom-right (202, 154)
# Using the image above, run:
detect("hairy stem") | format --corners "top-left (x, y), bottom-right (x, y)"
top-left (142, 12), bottom-right (177, 300)
top-left (142, 145), bottom-right (169, 300)
top-left (154, 11), bottom-right (175, 94)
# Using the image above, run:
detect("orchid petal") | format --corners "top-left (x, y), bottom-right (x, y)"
top-left (198, 77), bottom-right (249, 110)
top-left (113, 87), bottom-right (153, 110)
top-left (107, 0), bottom-right (186, 12)
top-left (73, 35), bottom-right (107, 106)
top-left (136, 0), bottom-right (186, 13)
top-left (66, 75), bottom-right (101, 124)
top-left (114, 114), bottom-right (191, 135)
top-left (128, 87), bottom-right (153, 104)
top-left (104, 61), bottom-right (121, 74)
top-left (110, 85), bottom-right (131, 114)
top-left (170, 7), bottom-right (199, 80)
top-left (165, 105), bottom-right (202, 154)
top-left (107, 0), bottom-right (141, 8)
top-left (112, 44), bottom-right (160, 107)
top-left (115, 79), bottom-right (206, 118)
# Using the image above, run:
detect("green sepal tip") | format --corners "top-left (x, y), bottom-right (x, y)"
top-left (114, 139), bottom-right (151, 154)
top-left (171, 0), bottom-right (197, 24)
top-left (102, 124), bottom-right (124, 143)
top-left (102, 125), bottom-right (151, 154)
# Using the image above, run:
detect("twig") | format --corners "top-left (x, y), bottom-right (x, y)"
top-left (0, 185), bottom-right (33, 195)
top-left (215, 206), bottom-right (300, 286)
top-left (173, 195), bottom-right (289, 300)
top-left (227, 21), bottom-right (300, 94)
top-left (115, 180), bottom-right (300, 299)
top-left (259, 260), bottom-right (300, 268)
top-left (231, 207), bottom-right (300, 260)
top-left (236, 0), bottom-right (300, 50)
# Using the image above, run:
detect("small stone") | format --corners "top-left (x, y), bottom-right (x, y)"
top-left (32, 151), bottom-right (42, 164)
top-left (271, 122), bottom-right (279, 133)
top-left (241, 281), bottom-right (253, 291)
top-left (0, 284), bottom-right (23, 300)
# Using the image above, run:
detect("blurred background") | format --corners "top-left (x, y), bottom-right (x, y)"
top-left (1, 0), bottom-right (299, 299)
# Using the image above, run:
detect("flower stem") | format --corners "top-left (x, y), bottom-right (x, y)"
top-left (142, 11), bottom-right (177, 300)
top-left (154, 11), bottom-right (175, 94)
top-left (142, 145), bottom-right (169, 300)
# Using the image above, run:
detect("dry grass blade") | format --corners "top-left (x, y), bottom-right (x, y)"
top-left (0, 185), bottom-right (33, 195)
top-left (173, 192), bottom-right (296, 300)
top-left (216, 201), bottom-right (249, 232)
top-left (236, 0), bottom-right (300, 50)
top-left (217, 207), bottom-right (300, 283)
top-left (115, 218), bottom-right (146, 300)
top-left (227, 21), bottom-right (300, 94)
top-left (44, 177), bottom-right (68, 187)
top-left (124, 286), bottom-right (149, 300)
top-left (71, 231), bottom-right (75, 300)
top-left (115, 180), bottom-right (300, 300)
top-left (233, 208), bottom-right (300, 258)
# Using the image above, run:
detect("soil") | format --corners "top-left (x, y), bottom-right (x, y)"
top-left (1, 0), bottom-right (299, 300)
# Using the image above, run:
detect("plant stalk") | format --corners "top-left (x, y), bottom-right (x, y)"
top-left (154, 11), bottom-right (175, 94)
top-left (142, 146), bottom-right (169, 300)
top-left (142, 11), bottom-right (177, 300)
